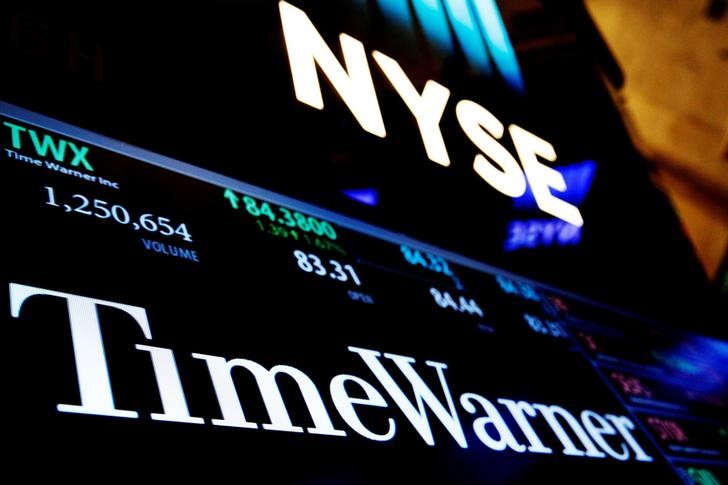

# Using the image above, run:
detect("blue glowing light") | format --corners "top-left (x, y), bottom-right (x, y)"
top-left (411, 0), bottom-right (454, 52)
top-left (504, 218), bottom-right (582, 252)
top-left (657, 337), bottom-right (728, 397)
top-left (471, 0), bottom-right (525, 93)
top-left (377, 0), bottom-right (415, 31)
top-left (514, 160), bottom-right (597, 211)
top-left (342, 188), bottom-right (379, 206)
top-left (374, 0), bottom-right (525, 92)
top-left (442, 0), bottom-right (492, 73)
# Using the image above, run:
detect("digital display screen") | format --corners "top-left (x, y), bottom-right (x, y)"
top-left (1, 0), bottom-right (726, 482)
top-left (2, 102), bottom-right (726, 483)
top-left (2, 0), bottom-right (718, 330)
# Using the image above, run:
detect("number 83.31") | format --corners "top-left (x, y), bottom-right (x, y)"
top-left (293, 250), bottom-right (361, 286)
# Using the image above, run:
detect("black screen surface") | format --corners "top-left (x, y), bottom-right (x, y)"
top-left (1, 102), bottom-right (726, 483)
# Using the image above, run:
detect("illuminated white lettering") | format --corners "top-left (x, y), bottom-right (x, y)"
top-left (7, 283), bottom-right (658, 462)
top-left (606, 414), bottom-right (654, 462)
top-left (277, 3), bottom-right (586, 226)
top-left (581, 410), bottom-right (630, 461)
top-left (135, 344), bottom-right (204, 424)
top-left (9, 282), bottom-right (151, 419)
top-left (497, 399), bottom-right (553, 454)
top-left (349, 346), bottom-right (468, 448)
top-left (455, 100), bottom-right (527, 197)
top-left (279, 1), bottom-right (386, 138)
top-left (532, 403), bottom-right (606, 458)
top-left (192, 353), bottom-right (346, 436)
top-left (460, 393), bottom-right (526, 452)
top-left (330, 374), bottom-right (395, 441)
top-left (372, 50), bottom-right (451, 167)
top-left (509, 125), bottom-right (584, 227)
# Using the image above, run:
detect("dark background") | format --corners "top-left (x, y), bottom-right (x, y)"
top-left (0, 0), bottom-right (721, 334)
top-left (0, 113), bottom-right (685, 482)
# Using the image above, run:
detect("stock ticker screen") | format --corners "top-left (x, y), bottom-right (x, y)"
top-left (0, 0), bottom-right (726, 483)
top-left (1, 102), bottom-right (727, 483)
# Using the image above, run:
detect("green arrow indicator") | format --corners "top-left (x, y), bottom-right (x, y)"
top-left (224, 189), bottom-right (239, 209)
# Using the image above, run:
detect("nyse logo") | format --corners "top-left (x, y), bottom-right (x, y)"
top-left (2, 120), bottom-right (93, 171)
top-left (279, 1), bottom-right (583, 227)
top-left (375, 0), bottom-right (525, 92)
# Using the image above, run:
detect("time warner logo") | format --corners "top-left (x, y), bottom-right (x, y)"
top-left (10, 282), bottom-right (653, 463)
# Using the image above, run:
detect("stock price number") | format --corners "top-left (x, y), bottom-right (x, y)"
top-left (225, 190), bottom-right (337, 240)
top-left (44, 186), bottom-right (192, 242)
top-left (429, 288), bottom-right (483, 317)
top-left (496, 275), bottom-right (540, 302)
top-left (523, 314), bottom-right (568, 338)
top-left (401, 245), bottom-right (464, 290)
top-left (401, 245), bottom-right (454, 275)
top-left (255, 220), bottom-right (347, 255)
top-left (293, 250), bottom-right (362, 286)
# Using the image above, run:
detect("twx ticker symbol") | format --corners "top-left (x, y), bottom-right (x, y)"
top-left (3, 120), bottom-right (93, 171)
top-left (376, 0), bottom-right (525, 92)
